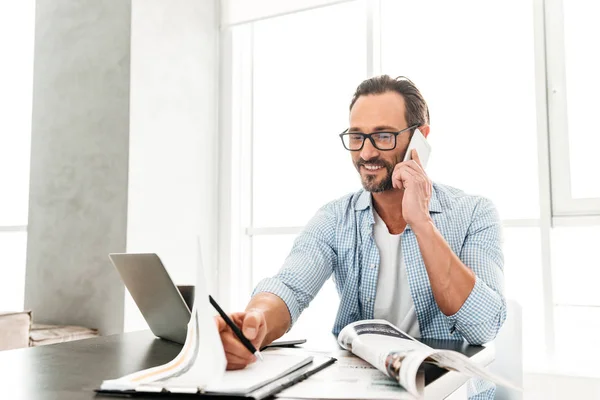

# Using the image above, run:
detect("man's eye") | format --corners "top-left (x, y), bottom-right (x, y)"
top-left (349, 134), bottom-right (363, 141)
top-left (375, 133), bottom-right (394, 142)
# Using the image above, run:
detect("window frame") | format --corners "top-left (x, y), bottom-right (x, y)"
top-left (544, 0), bottom-right (600, 218)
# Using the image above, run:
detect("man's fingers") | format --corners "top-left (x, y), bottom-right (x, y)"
top-left (411, 149), bottom-right (424, 170)
top-left (393, 166), bottom-right (414, 187)
top-left (393, 162), bottom-right (430, 192)
top-left (242, 311), bottom-right (263, 340)
top-left (392, 169), bottom-right (405, 190)
top-left (225, 350), bottom-right (256, 366)
top-left (217, 310), bottom-right (266, 372)
top-left (253, 326), bottom-right (268, 350)
top-left (227, 363), bottom-right (249, 371)
top-left (399, 158), bottom-right (425, 176)
top-left (221, 332), bottom-right (255, 359)
top-left (230, 312), bottom-right (246, 327)
top-left (214, 316), bottom-right (227, 333)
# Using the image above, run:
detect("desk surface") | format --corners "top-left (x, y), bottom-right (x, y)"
top-left (0, 330), bottom-right (491, 400)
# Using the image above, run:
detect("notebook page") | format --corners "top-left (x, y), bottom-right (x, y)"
top-left (206, 351), bottom-right (313, 394)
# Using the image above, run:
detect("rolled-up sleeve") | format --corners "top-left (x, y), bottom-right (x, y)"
top-left (445, 198), bottom-right (506, 345)
top-left (252, 203), bottom-right (337, 327)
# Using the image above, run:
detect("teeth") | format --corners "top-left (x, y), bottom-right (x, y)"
top-left (364, 164), bottom-right (382, 170)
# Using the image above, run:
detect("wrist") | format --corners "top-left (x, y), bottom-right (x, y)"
top-left (410, 217), bottom-right (434, 236)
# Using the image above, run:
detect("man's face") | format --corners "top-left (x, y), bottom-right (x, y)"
top-left (348, 91), bottom-right (412, 193)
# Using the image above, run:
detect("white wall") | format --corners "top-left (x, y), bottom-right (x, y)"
top-left (126, 0), bottom-right (219, 331)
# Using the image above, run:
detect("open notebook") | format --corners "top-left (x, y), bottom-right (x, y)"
top-left (96, 246), bottom-right (334, 399)
top-left (99, 350), bottom-right (334, 399)
top-left (205, 351), bottom-right (313, 394)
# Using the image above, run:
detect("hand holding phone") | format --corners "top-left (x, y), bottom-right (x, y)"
top-left (393, 128), bottom-right (433, 225)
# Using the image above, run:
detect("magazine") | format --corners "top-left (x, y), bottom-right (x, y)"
top-left (336, 319), bottom-right (521, 398)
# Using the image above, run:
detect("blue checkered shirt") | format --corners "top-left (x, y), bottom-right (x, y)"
top-left (254, 182), bottom-right (506, 399)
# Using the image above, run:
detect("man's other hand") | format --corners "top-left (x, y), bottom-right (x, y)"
top-left (215, 309), bottom-right (267, 370)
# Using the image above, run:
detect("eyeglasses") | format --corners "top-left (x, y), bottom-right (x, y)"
top-left (339, 125), bottom-right (419, 151)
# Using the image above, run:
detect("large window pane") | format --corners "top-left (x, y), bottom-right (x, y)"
top-left (554, 305), bottom-right (600, 376)
top-left (252, 234), bottom-right (297, 289)
top-left (551, 226), bottom-right (600, 306)
top-left (381, 0), bottom-right (539, 219)
top-left (0, 232), bottom-right (27, 311)
top-left (563, 1), bottom-right (600, 199)
top-left (0, 1), bottom-right (35, 226)
top-left (252, 234), bottom-right (339, 341)
top-left (503, 227), bottom-right (546, 370)
top-left (252, 1), bottom-right (366, 227)
top-left (291, 279), bottom-right (339, 341)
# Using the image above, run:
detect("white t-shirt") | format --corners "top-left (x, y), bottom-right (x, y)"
top-left (372, 210), bottom-right (420, 338)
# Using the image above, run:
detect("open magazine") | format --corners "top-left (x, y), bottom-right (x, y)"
top-left (337, 320), bottom-right (521, 398)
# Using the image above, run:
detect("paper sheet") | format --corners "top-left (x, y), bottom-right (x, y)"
top-left (206, 350), bottom-right (312, 394)
top-left (100, 242), bottom-right (227, 393)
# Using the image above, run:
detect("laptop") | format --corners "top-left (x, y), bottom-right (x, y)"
top-left (109, 253), bottom-right (191, 344)
top-left (109, 252), bottom-right (307, 349)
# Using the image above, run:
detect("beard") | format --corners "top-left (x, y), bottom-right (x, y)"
top-left (354, 157), bottom-right (396, 193)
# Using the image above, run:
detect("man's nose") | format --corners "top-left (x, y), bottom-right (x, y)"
top-left (360, 137), bottom-right (379, 161)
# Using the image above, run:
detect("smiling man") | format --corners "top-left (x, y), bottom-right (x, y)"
top-left (216, 75), bottom-right (506, 399)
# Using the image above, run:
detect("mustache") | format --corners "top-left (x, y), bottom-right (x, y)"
top-left (355, 158), bottom-right (393, 169)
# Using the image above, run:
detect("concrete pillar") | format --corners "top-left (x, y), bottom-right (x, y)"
top-left (25, 0), bottom-right (131, 335)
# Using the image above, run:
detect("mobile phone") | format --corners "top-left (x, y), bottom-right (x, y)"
top-left (403, 128), bottom-right (431, 169)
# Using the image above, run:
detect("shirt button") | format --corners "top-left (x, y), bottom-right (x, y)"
top-left (370, 264), bottom-right (376, 269)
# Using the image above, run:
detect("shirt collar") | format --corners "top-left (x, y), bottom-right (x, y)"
top-left (355, 184), bottom-right (444, 213)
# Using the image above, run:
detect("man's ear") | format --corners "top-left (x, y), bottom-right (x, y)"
top-left (419, 124), bottom-right (431, 138)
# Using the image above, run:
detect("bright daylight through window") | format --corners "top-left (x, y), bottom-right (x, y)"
top-left (0, 0), bottom-right (34, 312)
top-left (225, 0), bottom-right (600, 374)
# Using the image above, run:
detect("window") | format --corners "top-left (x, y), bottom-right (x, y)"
top-left (503, 227), bottom-right (546, 371)
top-left (562, 1), bottom-right (600, 200)
top-left (554, 305), bottom-right (600, 375)
top-left (381, 0), bottom-right (549, 369)
top-left (225, 0), bottom-right (365, 334)
top-left (0, 232), bottom-right (28, 312)
top-left (252, 234), bottom-right (340, 340)
top-left (251, 1), bottom-right (366, 228)
top-left (381, 0), bottom-right (539, 221)
top-left (0, 1), bottom-right (35, 310)
top-left (222, 0), bottom-right (600, 376)
top-left (551, 226), bottom-right (600, 373)
top-left (546, 0), bottom-right (600, 215)
top-left (551, 227), bottom-right (600, 307)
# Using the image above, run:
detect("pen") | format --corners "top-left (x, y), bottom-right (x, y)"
top-left (209, 295), bottom-right (264, 362)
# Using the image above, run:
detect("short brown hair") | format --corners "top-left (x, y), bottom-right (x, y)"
top-left (349, 75), bottom-right (430, 127)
